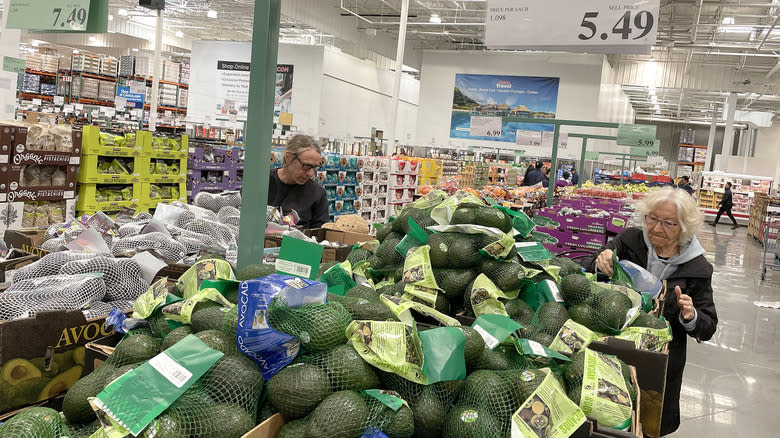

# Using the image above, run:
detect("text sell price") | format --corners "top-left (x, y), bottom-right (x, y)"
top-left (578, 10), bottom-right (654, 41)
top-left (52, 7), bottom-right (87, 28)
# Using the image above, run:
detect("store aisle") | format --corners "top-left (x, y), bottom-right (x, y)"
top-left (669, 228), bottom-right (780, 437)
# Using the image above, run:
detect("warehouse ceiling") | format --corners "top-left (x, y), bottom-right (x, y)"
top-left (14, 0), bottom-right (780, 124)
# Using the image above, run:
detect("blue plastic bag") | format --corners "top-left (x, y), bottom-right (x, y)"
top-left (616, 260), bottom-right (664, 298)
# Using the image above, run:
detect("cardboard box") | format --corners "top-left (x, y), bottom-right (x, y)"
top-left (0, 310), bottom-right (118, 414)
top-left (243, 413), bottom-right (286, 438)
top-left (3, 229), bottom-right (48, 254)
top-left (0, 250), bottom-right (39, 282)
top-left (589, 337), bottom-right (666, 438)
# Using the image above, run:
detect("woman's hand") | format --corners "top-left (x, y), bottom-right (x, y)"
top-left (675, 286), bottom-right (696, 321)
top-left (595, 249), bottom-right (614, 276)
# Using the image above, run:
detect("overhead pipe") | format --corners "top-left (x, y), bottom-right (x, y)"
top-left (755, 13), bottom-right (780, 52)
top-left (388, 0), bottom-right (410, 154)
top-left (691, 0), bottom-right (704, 42)
top-left (765, 60), bottom-right (780, 78)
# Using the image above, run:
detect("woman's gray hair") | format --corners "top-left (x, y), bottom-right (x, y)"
top-left (284, 134), bottom-right (322, 164)
top-left (635, 186), bottom-right (704, 244)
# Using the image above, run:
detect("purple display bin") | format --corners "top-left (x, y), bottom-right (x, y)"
top-left (188, 145), bottom-right (233, 170)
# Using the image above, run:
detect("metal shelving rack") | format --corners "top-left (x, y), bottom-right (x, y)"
top-left (761, 205), bottom-right (780, 280)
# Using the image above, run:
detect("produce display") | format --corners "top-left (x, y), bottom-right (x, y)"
top-left (0, 190), bottom-right (671, 438)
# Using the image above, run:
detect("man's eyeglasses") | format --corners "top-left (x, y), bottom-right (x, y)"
top-left (295, 156), bottom-right (320, 172)
top-left (645, 215), bottom-right (678, 230)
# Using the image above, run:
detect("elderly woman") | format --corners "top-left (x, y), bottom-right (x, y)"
top-left (582, 186), bottom-right (718, 436)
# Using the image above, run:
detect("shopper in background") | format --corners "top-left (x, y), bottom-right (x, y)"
top-left (710, 182), bottom-right (738, 229)
top-left (571, 168), bottom-right (579, 186)
top-left (677, 175), bottom-right (694, 195)
top-left (555, 171), bottom-right (571, 190)
top-left (268, 134), bottom-right (330, 229)
top-left (582, 187), bottom-right (717, 436)
top-left (523, 161), bottom-right (545, 186)
top-left (521, 162), bottom-right (535, 186)
top-left (541, 166), bottom-right (550, 187)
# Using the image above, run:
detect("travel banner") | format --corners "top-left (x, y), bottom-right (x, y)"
top-left (450, 74), bottom-right (559, 143)
top-left (275, 64), bottom-right (294, 123)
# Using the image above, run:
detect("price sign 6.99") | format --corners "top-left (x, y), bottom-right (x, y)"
top-left (7, 0), bottom-right (90, 31)
top-left (486, 0), bottom-right (659, 54)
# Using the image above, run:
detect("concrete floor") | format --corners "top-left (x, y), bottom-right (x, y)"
top-left (668, 226), bottom-right (780, 437)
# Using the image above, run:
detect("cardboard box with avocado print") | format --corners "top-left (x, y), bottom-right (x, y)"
top-left (0, 310), bottom-right (118, 414)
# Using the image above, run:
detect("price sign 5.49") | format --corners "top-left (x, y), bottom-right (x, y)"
top-left (486, 0), bottom-right (660, 53)
top-left (7, 0), bottom-right (90, 31)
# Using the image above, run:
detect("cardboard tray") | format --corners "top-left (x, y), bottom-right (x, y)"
top-left (2, 229), bottom-right (49, 257)
top-left (0, 250), bottom-right (39, 282)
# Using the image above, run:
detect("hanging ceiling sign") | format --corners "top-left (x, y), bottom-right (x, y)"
top-left (7, 0), bottom-right (107, 33)
top-left (485, 0), bottom-right (660, 54)
top-left (617, 123), bottom-right (657, 149)
top-left (631, 139), bottom-right (660, 156)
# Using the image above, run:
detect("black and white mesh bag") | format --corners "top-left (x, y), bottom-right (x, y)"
top-left (164, 224), bottom-right (217, 254)
top-left (13, 252), bottom-right (97, 282)
top-left (111, 232), bottom-right (187, 263)
top-left (0, 274), bottom-right (106, 321)
top-left (184, 217), bottom-right (237, 251)
top-left (59, 256), bottom-right (150, 301)
top-left (194, 191), bottom-right (242, 213)
top-left (217, 206), bottom-right (241, 228)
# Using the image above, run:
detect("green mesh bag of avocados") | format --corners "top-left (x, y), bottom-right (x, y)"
top-left (428, 224), bottom-right (515, 260)
top-left (399, 245), bottom-right (442, 308)
top-left (468, 273), bottom-right (521, 318)
top-left (508, 368), bottom-right (587, 438)
top-left (318, 260), bottom-right (357, 296)
top-left (584, 283), bottom-right (643, 336)
top-left (548, 319), bottom-right (601, 355)
top-left (161, 287), bottom-right (233, 325)
top-left (346, 320), bottom-right (428, 384)
top-left (562, 348), bottom-right (636, 430)
top-left (380, 294), bottom-right (459, 327)
top-left (267, 298), bottom-right (353, 353)
top-left (0, 407), bottom-right (65, 438)
top-left (430, 190), bottom-right (484, 225)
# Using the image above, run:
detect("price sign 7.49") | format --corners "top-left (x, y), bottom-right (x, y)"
top-left (486, 0), bottom-right (660, 54)
top-left (7, 0), bottom-right (90, 31)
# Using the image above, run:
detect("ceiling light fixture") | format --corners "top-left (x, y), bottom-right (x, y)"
top-left (429, 14), bottom-right (441, 23)
top-left (88, 36), bottom-right (96, 42)
top-left (176, 31), bottom-right (184, 37)
top-left (132, 48), bottom-right (139, 52)
top-left (31, 41), bottom-right (39, 47)
top-left (722, 16), bottom-right (735, 25)
top-left (207, 10), bottom-right (218, 18)
top-left (73, 49), bottom-right (80, 54)
top-left (118, 8), bottom-right (128, 16)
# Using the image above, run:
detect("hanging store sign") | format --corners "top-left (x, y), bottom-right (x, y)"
top-left (116, 87), bottom-right (144, 109)
top-left (542, 132), bottom-right (568, 149)
top-left (584, 151), bottom-right (600, 161)
top-left (485, 0), bottom-right (660, 54)
top-left (617, 124), bottom-right (656, 147)
top-left (516, 130), bottom-right (543, 147)
top-left (631, 139), bottom-right (660, 156)
top-left (469, 116), bottom-right (503, 137)
top-left (2, 56), bottom-right (26, 74)
top-left (7, 0), bottom-right (90, 31)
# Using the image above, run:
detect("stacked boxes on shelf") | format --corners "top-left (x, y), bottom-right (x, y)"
top-left (78, 127), bottom-right (188, 215)
top-left (134, 56), bottom-right (152, 77)
top-left (533, 197), bottom-right (631, 254)
top-left (25, 53), bottom-right (43, 70)
top-left (187, 142), bottom-right (242, 201)
top-left (119, 55), bottom-right (135, 77)
top-left (40, 55), bottom-right (59, 73)
top-left (163, 61), bottom-right (181, 83)
top-left (22, 73), bottom-right (40, 94)
top-left (179, 62), bottom-right (190, 84)
top-left (71, 54), bottom-right (101, 74)
top-left (315, 153), bottom-right (364, 222)
top-left (748, 193), bottom-right (769, 239)
top-left (99, 57), bottom-right (118, 77)
top-left (416, 158), bottom-right (442, 187)
top-left (386, 158), bottom-right (418, 218)
top-left (356, 157), bottom-right (391, 223)
top-left (0, 123), bottom-right (80, 230)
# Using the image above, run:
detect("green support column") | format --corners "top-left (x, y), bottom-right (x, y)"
top-left (237, 0), bottom-right (281, 270)
top-left (578, 137), bottom-right (587, 188)
top-left (547, 125), bottom-right (560, 205)
top-left (620, 155), bottom-right (626, 185)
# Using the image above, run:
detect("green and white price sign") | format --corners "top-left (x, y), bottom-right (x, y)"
top-left (631, 139), bottom-right (660, 156)
top-left (584, 151), bottom-right (600, 161)
top-left (617, 123), bottom-right (656, 147)
top-left (7, 0), bottom-right (90, 31)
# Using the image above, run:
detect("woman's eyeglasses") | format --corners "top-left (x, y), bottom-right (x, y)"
top-left (645, 215), bottom-right (678, 229)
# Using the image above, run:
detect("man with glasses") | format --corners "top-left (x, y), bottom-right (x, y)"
top-left (582, 186), bottom-right (717, 436)
top-left (268, 134), bottom-right (329, 229)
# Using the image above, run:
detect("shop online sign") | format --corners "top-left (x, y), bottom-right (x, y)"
top-left (116, 86), bottom-right (144, 109)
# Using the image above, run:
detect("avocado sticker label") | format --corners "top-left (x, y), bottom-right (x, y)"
top-left (471, 313), bottom-right (522, 350)
top-left (362, 389), bottom-right (407, 411)
top-left (614, 325), bottom-right (673, 352)
top-left (549, 319), bottom-right (600, 355)
top-left (347, 320), bottom-right (428, 384)
top-left (469, 274), bottom-right (519, 318)
top-left (460, 409), bottom-right (479, 423)
top-left (580, 349), bottom-right (633, 429)
top-left (511, 370), bottom-right (586, 438)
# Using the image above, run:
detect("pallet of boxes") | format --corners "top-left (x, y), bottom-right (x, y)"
top-left (748, 193), bottom-right (769, 239)
top-left (0, 123), bottom-right (79, 233)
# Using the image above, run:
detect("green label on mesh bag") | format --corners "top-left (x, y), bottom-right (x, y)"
top-left (471, 314), bottom-right (523, 349)
top-left (515, 241), bottom-right (552, 262)
top-left (362, 390), bottom-right (408, 411)
top-left (419, 326), bottom-right (467, 383)
top-left (133, 277), bottom-right (179, 319)
top-left (409, 189), bottom-right (448, 210)
top-left (381, 294), bottom-right (459, 327)
top-left (429, 224), bottom-right (514, 259)
top-left (347, 320), bottom-right (428, 384)
top-left (93, 335), bottom-right (223, 436)
top-left (514, 338), bottom-right (569, 361)
top-left (402, 284), bottom-right (439, 307)
top-left (580, 349), bottom-right (633, 428)
top-left (161, 288), bottom-right (233, 324)
top-left (615, 325), bottom-right (673, 352)
top-left (431, 191), bottom-right (483, 225)
top-left (549, 319), bottom-right (600, 355)
top-left (319, 262), bottom-right (357, 295)
top-left (511, 369), bottom-right (586, 438)
top-left (396, 218), bottom-right (430, 257)
top-left (611, 253), bottom-right (634, 288)
top-left (401, 245), bottom-right (440, 290)
top-left (176, 259), bottom-right (235, 299)
top-left (469, 274), bottom-right (517, 318)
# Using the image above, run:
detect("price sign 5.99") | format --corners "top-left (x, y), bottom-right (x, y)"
top-left (486, 0), bottom-right (660, 54)
top-left (7, 0), bottom-right (90, 31)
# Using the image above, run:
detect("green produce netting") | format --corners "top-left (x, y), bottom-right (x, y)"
top-left (0, 407), bottom-right (64, 438)
top-left (267, 299), bottom-right (352, 352)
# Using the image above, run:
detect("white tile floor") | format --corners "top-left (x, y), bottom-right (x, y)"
top-left (667, 226), bottom-right (780, 436)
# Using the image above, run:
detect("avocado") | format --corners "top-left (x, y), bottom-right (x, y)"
top-left (222, 306), bottom-right (239, 338)
top-left (504, 298), bottom-right (535, 326)
top-left (38, 365), bottom-right (83, 401)
top-left (318, 261), bottom-right (340, 277)
top-left (193, 403), bottom-right (254, 438)
top-left (443, 406), bottom-right (501, 438)
top-left (152, 412), bottom-right (189, 438)
top-left (631, 310), bottom-right (667, 329)
top-left (161, 326), bottom-right (193, 350)
top-left (561, 274), bottom-right (591, 305)
top-left (191, 306), bottom-right (229, 333)
top-left (278, 418), bottom-right (310, 438)
top-left (346, 285), bottom-right (379, 300)
top-left (13, 406), bottom-right (64, 435)
top-left (462, 370), bottom-right (514, 424)
top-left (205, 355), bottom-right (263, 402)
top-left (483, 260), bottom-right (526, 292)
top-left (564, 350), bottom-right (586, 388)
top-left (456, 326), bottom-right (485, 366)
top-left (447, 235), bottom-right (482, 268)
top-left (347, 247), bottom-right (373, 266)
top-left (0, 408), bottom-right (61, 438)
top-left (551, 257), bottom-right (582, 277)
top-left (473, 346), bottom-right (510, 371)
top-left (110, 334), bottom-right (160, 366)
top-left (596, 291), bottom-right (632, 333)
top-left (52, 351), bottom-right (77, 371)
top-left (256, 399), bottom-right (278, 424)
top-left (340, 296), bottom-right (394, 321)
top-left (567, 384), bottom-right (582, 405)
top-left (72, 347), bottom-right (86, 366)
top-left (102, 364), bottom-right (139, 387)
top-left (568, 304), bottom-right (596, 330)
top-left (384, 404), bottom-right (415, 438)
top-left (376, 222), bottom-right (393, 242)
top-left (427, 233), bottom-right (451, 268)
top-left (7, 377), bottom-right (51, 406)
top-left (505, 368), bottom-right (545, 404)
top-left (62, 371), bottom-right (105, 424)
top-left (433, 268), bottom-right (477, 301)
top-left (28, 357), bottom-right (59, 379)
top-left (306, 390), bottom-right (369, 438)
top-left (413, 387), bottom-right (446, 438)
top-left (1, 358), bottom-right (42, 384)
top-left (236, 263), bottom-right (276, 281)
top-left (529, 331), bottom-right (555, 347)
top-left (267, 362), bottom-right (330, 419)
top-left (325, 344), bottom-right (380, 391)
top-left (536, 302), bottom-right (569, 336)
top-left (195, 329), bottom-right (237, 355)
top-left (269, 302), bottom-right (351, 352)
